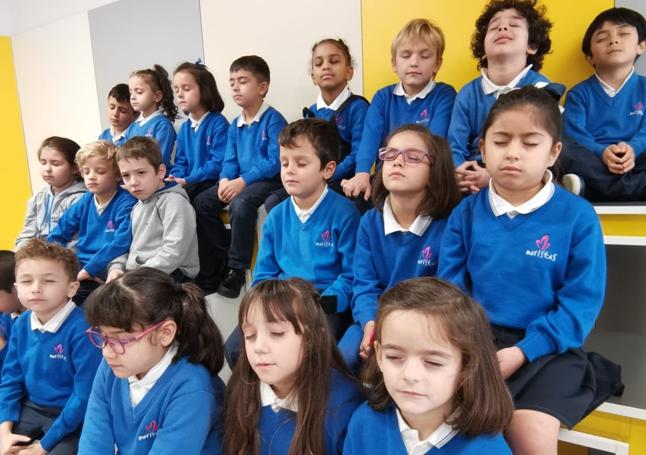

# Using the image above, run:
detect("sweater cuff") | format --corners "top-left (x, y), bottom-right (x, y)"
top-left (516, 331), bottom-right (556, 362)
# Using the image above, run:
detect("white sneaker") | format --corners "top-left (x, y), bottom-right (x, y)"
top-left (562, 174), bottom-right (583, 195)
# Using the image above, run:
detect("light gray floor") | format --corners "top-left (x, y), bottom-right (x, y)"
top-left (205, 289), bottom-right (243, 382)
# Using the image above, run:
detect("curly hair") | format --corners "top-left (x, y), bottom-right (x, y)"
top-left (15, 239), bottom-right (79, 280)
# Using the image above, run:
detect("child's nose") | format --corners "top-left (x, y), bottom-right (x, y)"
top-left (402, 360), bottom-right (422, 381)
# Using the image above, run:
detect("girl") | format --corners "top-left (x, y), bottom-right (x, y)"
top-left (222, 278), bottom-right (362, 455)
top-left (15, 136), bottom-right (86, 249)
top-left (338, 124), bottom-right (461, 370)
top-left (167, 62), bottom-right (230, 202)
top-left (78, 267), bottom-right (225, 455)
top-left (126, 65), bottom-right (178, 169)
top-left (344, 277), bottom-right (512, 454)
top-left (439, 86), bottom-right (622, 454)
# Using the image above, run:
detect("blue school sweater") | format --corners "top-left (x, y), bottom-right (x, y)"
top-left (125, 114), bottom-right (177, 168)
top-left (98, 128), bottom-right (128, 147)
top-left (253, 190), bottom-right (360, 312)
top-left (438, 186), bottom-right (605, 362)
top-left (256, 369), bottom-right (361, 455)
top-left (0, 307), bottom-right (102, 451)
top-left (448, 70), bottom-right (550, 166)
top-left (344, 403), bottom-right (511, 454)
top-left (170, 112), bottom-right (230, 183)
top-left (78, 357), bottom-right (224, 455)
top-left (355, 83), bottom-right (456, 173)
top-left (48, 188), bottom-right (136, 277)
top-left (307, 97), bottom-right (369, 180)
top-left (352, 208), bottom-right (448, 328)
top-left (0, 313), bottom-right (16, 370)
top-left (564, 72), bottom-right (646, 156)
top-left (220, 107), bottom-right (287, 184)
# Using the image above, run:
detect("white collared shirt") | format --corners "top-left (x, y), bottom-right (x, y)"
top-left (30, 300), bottom-right (76, 334)
top-left (316, 85), bottom-right (352, 110)
top-left (189, 111), bottom-right (210, 131)
top-left (383, 197), bottom-right (432, 236)
top-left (237, 102), bottom-right (270, 127)
top-left (128, 344), bottom-right (178, 406)
top-left (396, 409), bottom-right (458, 454)
top-left (393, 80), bottom-right (436, 105)
top-left (260, 382), bottom-right (298, 413)
top-left (595, 67), bottom-right (634, 97)
top-left (489, 170), bottom-right (555, 219)
top-left (110, 127), bottom-right (128, 144)
top-left (135, 109), bottom-right (163, 127)
top-left (94, 190), bottom-right (118, 215)
top-left (481, 65), bottom-right (548, 98)
top-left (291, 186), bottom-right (328, 223)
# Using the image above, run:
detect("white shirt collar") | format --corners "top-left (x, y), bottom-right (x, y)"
top-left (260, 382), bottom-right (298, 413)
top-left (489, 170), bottom-right (554, 218)
top-left (237, 102), bottom-right (270, 127)
top-left (595, 67), bottom-right (634, 98)
top-left (136, 109), bottom-right (163, 127)
top-left (393, 80), bottom-right (436, 105)
top-left (94, 190), bottom-right (118, 215)
top-left (396, 408), bottom-right (458, 454)
top-left (383, 197), bottom-right (432, 236)
top-left (481, 64), bottom-right (533, 97)
top-left (30, 300), bottom-right (76, 334)
top-left (189, 111), bottom-right (210, 131)
top-left (316, 85), bottom-right (352, 110)
top-left (110, 127), bottom-right (128, 143)
top-left (290, 186), bottom-right (328, 223)
top-left (128, 344), bottom-right (178, 406)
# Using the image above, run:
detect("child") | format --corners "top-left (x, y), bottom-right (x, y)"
top-left (48, 141), bottom-right (136, 305)
top-left (0, 239), bottom-right (102, 454)
top-left (109, 137), bottom-right (199, 283)
top-left (126, 65), bottom-right (178, 168)
top-left (222, 278), bottom-right (362, 455)
top-left (193, 55), bottom-right (287, 297)
top-left (166, 62), bottom-right (230, 201)
top-left (448, 0), bottom-right (553, 193)
top-left (78, 268), bottom-right (225, 454)
top-left (561, 7), bottom-right (646, 201)
top-left (339, 124), bottom-right (461, 370)
top-left (15, 136), bottom-right (86, 249)
top-left (0, 251), bottom-right (26, 370)
top-left (344, 277), bottom-right (512, 454)
top-left (439, 87), bottom-right (622, 454)
top-left (342, 18), bottom-right (456, 202)
top-left (98, 83), bottom-right (138, 147)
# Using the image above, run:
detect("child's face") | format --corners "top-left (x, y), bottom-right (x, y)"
top-left (484, 8), bottom-right (537, 63)
top-left (229, 69), bottom-right (268, 110)
top-left (80, 156), bottom-right (120, 199)
top-left (118, 157), bottom-right (165, 201)
top-left (381, 131), bottom-right (431, 196)
top-left (15, 259), bottom-right (78, 323)
top-left (242, 301), bottom-right (303, 399)
top-left (588, 21), bottom-right (646, 70)
top-left (173, 71), bottom-right (203, 115)
top-left (311, 42), bottom-right (353, 92)
top-left (107, 96), bottom-right (137, 133)
top-left (280, 136), bottom-right (335, 204)
top-left (0, 288), bottom-right (22, 314)
top-left (376, 310), bottom-right (461, 426)
top-left (481, 107), bottom-right (560, 202)
top-left (129, 75), bottom-right (162, 116)
top-left (39, 146), bottom-right (77, 192)
top-left (391, 39), bottom-right (441, 95)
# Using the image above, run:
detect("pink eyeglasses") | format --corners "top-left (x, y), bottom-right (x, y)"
top-left (85, 320), bottom-right (165, 355)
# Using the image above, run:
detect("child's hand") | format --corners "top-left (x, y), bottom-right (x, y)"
top-left (15, 441), bottom-right (46, 455)
top-left (165, 175), bottom-right (187, 186)
top-left (220, 178), bottom-right (245, 203)
top-left (603, 144), bottom-right (634, 174)
top-left (77, 269), bottom-right (91, 282)
top-left (217, 179), bottom-right (230, 201)
top-left (0, 432), bottom-right (31, 455)
top-left (106, 269), bottom-right (124, 282)
top-left (456, 161), bottom-right (489, 193)
top-left (0, 335), bottom-right (6, 351)
top-left (496, 346), bottom-right (526, 380)
top-left (341, 172), bottom-right (371, 200)
top-left (359, 321), bottom-right (376, 359)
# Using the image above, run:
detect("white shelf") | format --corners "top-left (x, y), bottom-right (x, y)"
top-left (594, 204), bottom-right (646, 215)
top-left (604, 236), bottom-right (646, 246)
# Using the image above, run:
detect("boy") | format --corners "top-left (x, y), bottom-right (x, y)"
top-left (448, 0), bottom-right (553, 193)
top-left (562, 7), bottom-right (646, 201)
top-left (98, 83), bottom-right (137, 147)
top-left (342, 18), bottom-right (456, 202)
top-left (0, 239), bottom-right (102, 454)
top-left (109, 136), bottom-right (199, 282)
top-left (48, 141), bottom-right (136, 305)
top-left (0, 251), bottom-right (25, 371)
top-left (193, 55), bottom-right (287, 297)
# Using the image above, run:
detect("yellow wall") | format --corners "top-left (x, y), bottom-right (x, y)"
top-left (0, 36), bottom-right (30, 250)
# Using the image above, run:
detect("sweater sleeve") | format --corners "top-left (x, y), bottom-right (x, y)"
top-left (48, 194), bottom-right (85, 246)
top-left (333, 100), bottom-right (369, 180)
top-left (155, 120), bottom-right (177, 170)
top-left (251, 213), bottom-right (281, 285)
top-left (170, 123), bottom-right (189, 178)
top-left (240, 113), bottom-right (286, 184)
top-left (448, 88), bottom-right (473, 166)
top-left (220, 123), bottom-right (240, 180)
top-left (351, 217), bottom-right (384, 328)
top-left (76, 362), bottom-right (116, 455)
top-left (355, 90), bottom-right (387, 173)
top-left (0, 318), bottom-right (26, 424)
top-left (437, 202), bottom-right (471, 292)
top-left (563, 87), bottom-right (606, 156)
top-left (193, 116), bottom-right (229, 183)
top-left (627, 118), bottom-right (646, 156)
top-left (428, 84), bottom-right (457, 138)
top-left (15, 194), bottom-right (40, 248)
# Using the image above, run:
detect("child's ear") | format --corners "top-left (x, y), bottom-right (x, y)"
top-left (153, 90), bottom-right (163, 103)
top-left (157, 320), bottom-right (178, 347)
top-left (479, 138), bottom-right (487, 163)
top-left (67, 280), bottom-right (80, 299)
top-left (527, 44), bottom-right (538, 56)
top-left (637, 39), bottom-right (646, 57)
top-left (322, 160), bottom-right (336, 180)
top-left (259, 81), bottom-right (269, 97)
top-left (345, 65), bottom-right (354, 82)
top-left (157, 164), bottom-right (167, 179)
top-left (548, 141), bottom-right (562, 167)
top-left (374, 340), bottom-right (384, 371)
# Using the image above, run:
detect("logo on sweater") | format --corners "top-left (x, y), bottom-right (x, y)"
top-left (315, 230), bottom-right (333, 248)
top-left (630, 102), bottom-right (644, 116)
top-left (335, 114), bottom-right (346, 131)
top-left (416, 245), bottom-right (436, 267)
top-left (138, 420), bottom-right (159, 441)
top-left (49, 343), bottom-right (66, 361)
top-left (261, 129), bottom-right (268, 141)
top-left (206, 135), bottom-right (212, 146)
top-left (105, 220), bottom-right (116, 233)
top-left (145, 128), bottom-right (154, 137)
top-left (525, 234), bottom-right (558, 262)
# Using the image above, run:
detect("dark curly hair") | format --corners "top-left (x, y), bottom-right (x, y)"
top-left (471, 0), bottom-right (552, 70)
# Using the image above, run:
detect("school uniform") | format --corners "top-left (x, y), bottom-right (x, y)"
top-left (0, 303), bottom-right (102, 453)
top-left (98, 127), bottom-right (129, 147)
top-left (448, 65), bottom-right (550, 166)
top-left (125, 111), bottom-right (176, 168)
top-left (344, 403), bottom-right (511, 454)
top-left (0, 312), bottom-right (19, 371)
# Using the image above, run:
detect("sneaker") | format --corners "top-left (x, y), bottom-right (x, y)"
top-left (217, 268), bottom-right (246, 299)
top-left (562, 174), bottom-right (584, 196)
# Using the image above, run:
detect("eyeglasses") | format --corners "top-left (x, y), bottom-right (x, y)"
top-left (85, 320), bottom-right (165, 355)
top-left (378, 147), bottom-right (431, 165)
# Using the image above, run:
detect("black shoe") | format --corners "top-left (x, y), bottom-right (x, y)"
top-left (217, 268), bottom-right (246, 298)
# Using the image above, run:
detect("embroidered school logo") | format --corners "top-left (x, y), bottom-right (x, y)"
top-left (629, 102), bottom-right (644, 116)
top-left (261, 129), bottom-right (268, 141)
top-left (315, 230), bottom-right (333, 248)
top-left (417, 246), bottom-right (435, 267)
top-left (49, 343), bottom-right (66, 360)
top-left (105, 220), bottom-right (116, 233)
top-left (415, 108), bottom-right (430, 125)
top-left (138, 420), bottom-right (159, 441)
top-left (525, 234), bottom-right (558, 262)
top-left (335, 114), bottom-right (346, 131)
top-left (206, 135), bottom-right (212, 146)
